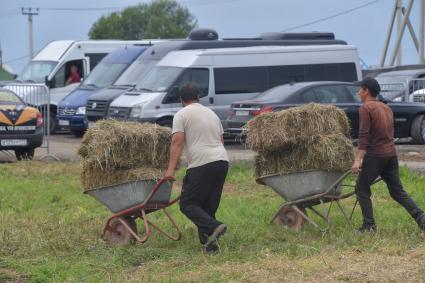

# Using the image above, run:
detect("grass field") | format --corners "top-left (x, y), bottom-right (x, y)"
top-left (1, 161), bottom-right (425, 282)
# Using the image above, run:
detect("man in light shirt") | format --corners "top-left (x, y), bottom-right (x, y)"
top-left (165, 83), bottom-right (229, 253)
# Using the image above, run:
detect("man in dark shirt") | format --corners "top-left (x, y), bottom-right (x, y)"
top-left (352, 77), bottom-right (425, 233)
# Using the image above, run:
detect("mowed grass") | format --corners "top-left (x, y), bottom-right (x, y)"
top-left (1, 161), bottom-right (425, 282)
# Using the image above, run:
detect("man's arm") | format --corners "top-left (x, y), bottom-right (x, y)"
top-left (164, 132), bottom-right (185, 179)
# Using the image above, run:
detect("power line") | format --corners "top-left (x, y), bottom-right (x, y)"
top-left (282, 0), bottom-right (381, 32)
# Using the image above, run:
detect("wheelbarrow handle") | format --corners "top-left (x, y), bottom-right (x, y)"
top-left (139, 178), bottom-right (171, 207)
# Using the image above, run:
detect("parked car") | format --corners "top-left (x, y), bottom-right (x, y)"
top-left (0, 88), bottom-right (43, 160)
top-left (375, 69), bottom-right (425, 101)
top-left (226, 81), bottom-right (425, 144)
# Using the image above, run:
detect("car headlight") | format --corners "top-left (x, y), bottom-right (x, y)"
top-left (76, 106), bottom-right (86, 115)
top-left (130, 103), bottom-right (144, 118)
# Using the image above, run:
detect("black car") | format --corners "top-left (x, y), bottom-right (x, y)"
top-left (226, 81), bottom-right (425, 144)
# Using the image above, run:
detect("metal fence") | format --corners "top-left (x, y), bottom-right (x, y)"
top-left (410, 79), bottom-right (425, 103)
top-left (0, 82), bottom-right (58, 160)
top-left (379, 82), bottom-right (409, 101)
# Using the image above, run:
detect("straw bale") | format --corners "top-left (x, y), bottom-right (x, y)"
top-left (81, 161), bottom-right (165, 191)
top-left (77, 120), bottom-right (171, 169)
top-left (254, 133), bottom-right (354, 179)
top-left (246, 103), bottom-right (350, 152)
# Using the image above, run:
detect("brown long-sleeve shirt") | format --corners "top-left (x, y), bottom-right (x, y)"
top-left (358, 100), bottom-right (396, 157)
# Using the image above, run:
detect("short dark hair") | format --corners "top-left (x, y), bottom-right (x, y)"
top-left (354, 77), bottom-right (381, 97)
top-left (179, 83), bottom-right (200, 102)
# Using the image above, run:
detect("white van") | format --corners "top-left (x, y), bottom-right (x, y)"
top-left (12, 40), bottom-right (156, 131)
top-left (107, 44), bottom-right (362, 128)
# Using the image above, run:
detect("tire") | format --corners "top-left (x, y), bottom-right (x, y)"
top-left (42, 111), bottom-right (57, 135)
top-left (274, 206), bottom-right (307, 230)
top-left (104, 217), bottom-right (137, 246)
top-left (71, 129), bottom-right (85, 138)
top-left (411, 114), bottom-right (425, 144)
top-left (15, 148), bottom-right (35, 161)
top-left (157, 119), bottom-right (173, 128)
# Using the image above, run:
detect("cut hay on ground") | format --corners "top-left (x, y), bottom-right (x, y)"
top-left (254, 133), bottom-right (354, 179)
top-left (78, 120), bottom-right (171, 191)
top-left (246, 103), bottom-right (350, 152)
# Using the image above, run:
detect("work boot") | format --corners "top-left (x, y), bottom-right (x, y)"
top-left (415, 214), bottom-right (425, 231)
top-left (355, 223), bottom-right (377, 235)
top-left (198, 231), bottom-right (209, 245)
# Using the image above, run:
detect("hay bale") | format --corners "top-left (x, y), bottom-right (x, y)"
top-left (81, 161), bottom-right (165, 191)
top-left (246, 103), bottom-right (350, 152)
top-left (254, 133), bottom-right (354, 179)
top-left (78, 120), bottom-right (171, 169)
top-left (78, 120), bottom-right (171, 191)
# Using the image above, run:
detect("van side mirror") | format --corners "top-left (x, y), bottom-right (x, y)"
top-left (45, 76), bottom-right (56, 88)
top-left (163, 86), bottom-right (180, 104)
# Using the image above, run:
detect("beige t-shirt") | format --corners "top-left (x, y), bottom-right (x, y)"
top-left (172, 103), bottom-right (229, 169)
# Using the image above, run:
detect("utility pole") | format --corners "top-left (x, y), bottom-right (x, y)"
top-left (21, 7), bottom-right (39, 62)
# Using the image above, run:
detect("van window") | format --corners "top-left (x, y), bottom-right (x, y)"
top-left (214, 67), bottom-right (268, 94)
top-left (51, 59), bottom-right (84, 88)
top-left (85, 53), bottom-right (107, 71)
top-left (269, 65), bottom-right (304, 86)
top-left (163, 68), bottom-right (210, 104)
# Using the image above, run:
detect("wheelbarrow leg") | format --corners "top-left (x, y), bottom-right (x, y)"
top-left (134, 208), bottom-right (152, 243)
top-left (145, 208), bottom-right (182, 241)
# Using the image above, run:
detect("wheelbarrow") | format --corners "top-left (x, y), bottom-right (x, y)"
top-left (258, 170), bottom-right (363, 231)
top-left (85, 178), bottom-right (181, 245)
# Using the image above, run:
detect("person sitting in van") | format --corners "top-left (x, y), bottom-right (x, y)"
top-left (66, 65), bottom-right (81, 85)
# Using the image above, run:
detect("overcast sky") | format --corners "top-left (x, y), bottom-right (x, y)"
top-left (0, 0), bottom-right (422, 74)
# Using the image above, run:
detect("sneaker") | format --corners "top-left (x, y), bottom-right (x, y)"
top-left (204, 242), bottom-right (219, 254)
top-left (415, 214), bottom-right (425, 231)
top-left (204, 224), bottom-right (227, 251)
top-left (198, 231), bottom-right (208, 245)
top-left (355, 224), bottom-right (377, 235)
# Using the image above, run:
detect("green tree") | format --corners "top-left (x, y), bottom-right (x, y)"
top-left (89, 0), bottom-right (197, 39)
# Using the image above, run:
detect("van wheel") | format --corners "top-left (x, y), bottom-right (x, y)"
top-left (42, 112), bottom-right (57, 135)
top-left (15, 148), bottom-right (35, 161)
top-left (157, 119), bottom-right (173, 128)
top-left (411, 115), bottom-right (425, 144)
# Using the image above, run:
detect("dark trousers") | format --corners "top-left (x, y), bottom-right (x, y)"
top-left (356, 155), bottom-right (423, 226)
top-left (179, 160), bottom-right (228, 241)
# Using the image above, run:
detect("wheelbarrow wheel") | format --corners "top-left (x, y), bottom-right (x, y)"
top-left (105, 217), bottom-right (137, 245)
top-left (275, 206), bottom-right (307, 230)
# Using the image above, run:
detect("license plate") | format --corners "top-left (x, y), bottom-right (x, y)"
top-left (1, 139), bottom-right (28, 146)
top-left (59, 120), bottom-right (70, 126)
top-left (88, 121), bottom-right (96, 128)
top-left (235, 110), bottom-right (249, 116)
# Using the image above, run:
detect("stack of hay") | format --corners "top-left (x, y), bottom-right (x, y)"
top-left (246, 103), bottom-right (354, 180)
top-left (78, 120), bottom-right (171, 191)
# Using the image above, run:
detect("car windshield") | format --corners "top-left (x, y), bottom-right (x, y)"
top-left (114, 59), bottom-right (159, 87)
top-left (0, 90), bottom-right (22, 104)
top-left (17, 60), bottom-right (57, 83)
top-left (82, 62), bottom-right (128, 88)
top-left (134, 66), bottom-right (183, 92)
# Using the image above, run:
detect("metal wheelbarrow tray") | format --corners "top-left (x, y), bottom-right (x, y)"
top-left (258, 170), bottom-right (357, 231)
top-left (85, 178), bottom-right (181, 245)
